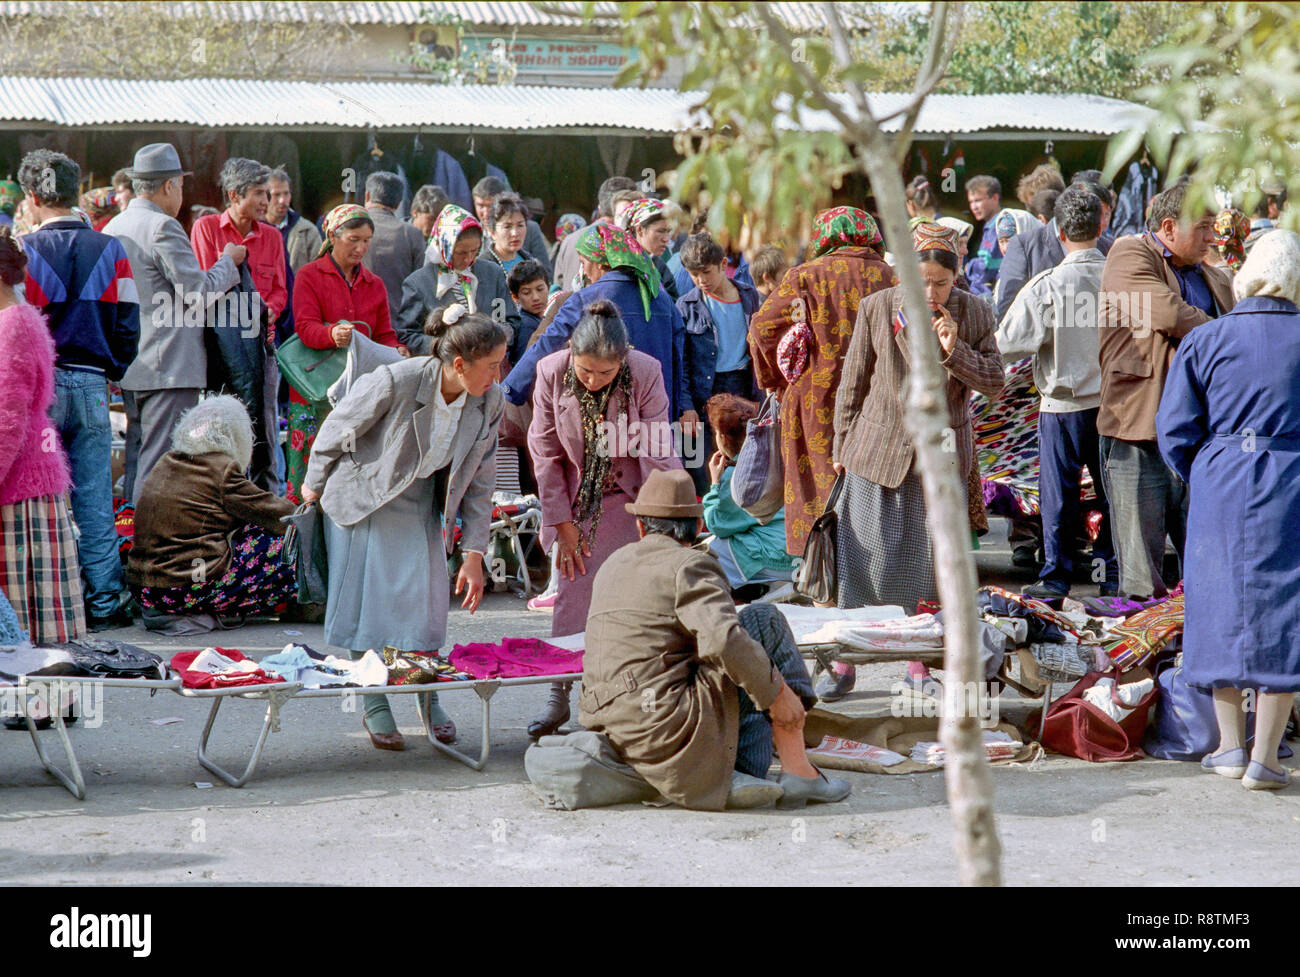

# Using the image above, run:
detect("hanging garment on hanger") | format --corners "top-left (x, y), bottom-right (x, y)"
top-left (1111, 160), bottom-right (1160, 239)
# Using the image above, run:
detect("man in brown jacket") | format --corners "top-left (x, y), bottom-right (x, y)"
top-left (1097, 184), bottom-right (1235, 599)
top-left (579, 469), bottom-right (850, 811)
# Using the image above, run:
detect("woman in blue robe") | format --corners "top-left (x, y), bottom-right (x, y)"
top-left (1157, 229), bottom-right (1300, 790)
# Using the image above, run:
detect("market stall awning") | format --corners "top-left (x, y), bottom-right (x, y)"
top-left (0, 75), bottom-right (1159, 139)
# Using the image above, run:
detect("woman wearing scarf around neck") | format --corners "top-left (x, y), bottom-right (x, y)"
top-left (525, 298), bottom-right (682, 738)
top-left (504, 222), bottom-right (690, 429)
top-left (748, 206), bottom-right (897, 564)
top-left (286, 204), bottom-right (406, 504)
top-left (396, 204), bottom-right (520, 358)
top-left (824, 220), bottom-right (1004, 703)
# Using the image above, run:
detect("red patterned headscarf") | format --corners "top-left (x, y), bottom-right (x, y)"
top-left (810, 206), bottom-right (883, 259)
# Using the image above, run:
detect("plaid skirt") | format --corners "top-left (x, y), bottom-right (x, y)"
top-left (0, 494), bottom-right (87, 644)
top-left (834, 470), bottom-right (937, 613)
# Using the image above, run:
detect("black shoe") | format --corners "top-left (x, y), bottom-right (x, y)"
top-left (1011, 545), bottom-right (1040, 569)
top-left (1022, 581), bottom-right (1069, 600)
top-left (87, 606), bottom-right (134, 632)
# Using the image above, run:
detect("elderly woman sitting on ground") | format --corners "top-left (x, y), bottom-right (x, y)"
top-left (127, 395), bottom-right (297, 632)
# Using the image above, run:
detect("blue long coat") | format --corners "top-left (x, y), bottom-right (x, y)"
top-left (502, 269), bottom-right (688, 421)
top-left (1156, 295), bottom-right (1300, 692)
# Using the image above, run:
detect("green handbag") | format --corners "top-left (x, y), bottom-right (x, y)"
top-left (274, 321), bottom-right (371, 410)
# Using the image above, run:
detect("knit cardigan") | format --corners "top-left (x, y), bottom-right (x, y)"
top-left (0, 302), bottom-right (72, 506)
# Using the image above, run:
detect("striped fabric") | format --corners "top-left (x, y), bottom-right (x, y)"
top-left (0, 494), bottom-right (86, 644)
top-left (1104, 595), bottom-right (1184, 671)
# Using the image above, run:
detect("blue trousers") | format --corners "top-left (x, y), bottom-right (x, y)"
top-left (1038, 408), bottom-right (1117, 591)
top-left (735, 603), bottom-right (816, 778)
top-left (50, 369), bottom-right (124, 618)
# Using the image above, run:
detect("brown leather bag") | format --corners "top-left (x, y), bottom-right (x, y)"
top-left (794, 470), bottom-right (844, 605)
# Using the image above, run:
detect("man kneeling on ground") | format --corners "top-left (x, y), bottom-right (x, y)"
top-left (579, 469), bottom-right (851, 810)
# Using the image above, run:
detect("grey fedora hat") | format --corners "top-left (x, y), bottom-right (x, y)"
top-left (125, 143), bottom-right (192, 180)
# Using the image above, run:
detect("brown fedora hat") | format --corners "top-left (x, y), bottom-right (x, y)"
top-left (625, 469), bottom-right (704, 518)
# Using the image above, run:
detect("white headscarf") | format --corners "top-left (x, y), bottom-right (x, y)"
top-left (1233, 229), bottom-right (1300, 305)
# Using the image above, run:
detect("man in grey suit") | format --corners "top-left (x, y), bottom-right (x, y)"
top-left (361, 171), bottom-right (427, 323)
top-left (105, 143), bottom-right (247, 502)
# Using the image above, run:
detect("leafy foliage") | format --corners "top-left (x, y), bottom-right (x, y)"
top-left (0, 1), bottom-right (357, 80)
top-left (1110, 1), bottom-right (1300, 229)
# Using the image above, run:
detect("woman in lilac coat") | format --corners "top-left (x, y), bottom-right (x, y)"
top-left (526, 299), bottom-right (681, 736)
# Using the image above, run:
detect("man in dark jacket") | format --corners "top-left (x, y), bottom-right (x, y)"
top-left (362, 171), bottom-right (428, 324)
top-left (996, 180), bottom-right (1115, 322)
top-left (19, 149), bottom-right (140, 630)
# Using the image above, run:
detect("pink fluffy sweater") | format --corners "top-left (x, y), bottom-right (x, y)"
top-left (0, 302), bottom-right (71, 506)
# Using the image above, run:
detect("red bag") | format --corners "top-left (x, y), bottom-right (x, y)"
top-left (1031, 666), bottom-right (1159, 762)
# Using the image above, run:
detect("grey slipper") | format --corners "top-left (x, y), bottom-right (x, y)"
top-left (726, 772), bottom-right (785, 809)
top-left (815, 668), bottom-right (856, 703)
top-left (777, 770), bottom-right (851, 808)
top-left (1242, 760), bottom-right (1290, 790)
top-left (1200, 747), bottom-right (1248, 779)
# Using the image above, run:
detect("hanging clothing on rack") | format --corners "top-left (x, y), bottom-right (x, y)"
top-left (1111, 160), bottom-right (1160, 239)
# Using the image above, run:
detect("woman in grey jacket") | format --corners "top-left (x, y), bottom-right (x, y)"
top-left (301, 305), bottom-right (507, 751)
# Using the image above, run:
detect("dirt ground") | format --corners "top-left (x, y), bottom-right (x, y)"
top-left (3, 522), bottom-right (1296, 886)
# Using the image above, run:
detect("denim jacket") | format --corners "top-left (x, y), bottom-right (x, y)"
top-left (676, 280), bottom-right (763, 412)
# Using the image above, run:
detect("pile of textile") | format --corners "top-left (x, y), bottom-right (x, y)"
top-left (259, 644), bottom-right (388, 688)
top-left (449, 637), bottom-right (583, 680)
top-left (2, 636), bottom-right (166, 685)
top-left (170, 647), bottom-right (284, 689)
top-left (975, 585), bottom-right (1186, 687)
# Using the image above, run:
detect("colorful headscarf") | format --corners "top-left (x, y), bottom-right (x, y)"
top-left (554, 212), bottom-right (587, 244)
top-left (318, 203), bottom-right (370, 257)
top-left (810, 206), bottom-right (883, 260)
top-left (996, 208), bottom-right (1038, 238)
top-left (423, 203), bottom-right (483, 307)
top-left (79, 187), bottom-right (116, 223)
top-left (1212, 207), bottom-right (1250, 273)
top-left (912, 220), bottom-right (959, 254)
top-left (623, 197), bottom-right (665, 232)
top-left (0, 179), bottom-right (19, 216)
top-left (575, 223), bottom-right (661, 319)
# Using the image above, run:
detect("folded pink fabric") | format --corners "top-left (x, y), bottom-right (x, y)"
top-left (449, 638), bottom-right (583, 680)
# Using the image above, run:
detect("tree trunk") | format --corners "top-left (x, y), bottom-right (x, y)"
top-left (855, 142), bottom-right (1004, 886)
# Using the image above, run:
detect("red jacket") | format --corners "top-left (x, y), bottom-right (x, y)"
top-left (191, 211), bottom-right (288, 323)
top-left (292, 255), bottom-right (399, 351)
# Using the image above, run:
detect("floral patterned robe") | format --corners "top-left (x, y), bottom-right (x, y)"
top-left (748, 247), bottom-right (897, 555)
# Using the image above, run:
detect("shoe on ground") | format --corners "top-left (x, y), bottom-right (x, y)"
top-left (527, 683), bottom-right (572, 739)
top-left (1201, 747), bottom-right (1248, 779)
top-left (815, 668), bottom-right (856, 703)
top-left (1011, 545), bottom-right (1040, 569)
top-left (777, 769), bottom-right (851, 808)
top-left (1242, 760), bottom-right (1290, 790)
top-left (726, 771), bottom-right (785, 809)
top-left (87, 606), bottom-right (134, 632)
top-left (527, 592), bottom-right (558, 611)
top-left (902, 673), bottom-right (943, 700)
top-left (362, 715), bottom-right (405, 751)
top-left (1022, 581), bottom-right (1069, 600)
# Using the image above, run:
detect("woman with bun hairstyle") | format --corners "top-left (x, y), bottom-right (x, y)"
top-left (301, 303), bottom-right (507, 751)
top-left (525, 298), bottom-right (682, 738)
top-left (0, 225), bottom-right (87, 645)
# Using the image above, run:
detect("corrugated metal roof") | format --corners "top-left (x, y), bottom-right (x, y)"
top-left (0, 76), bottom-right (697, 132)
top-left (0, 76), bottom-right (1157, 138)
top-left (0, 1), bottom-right (862, 28)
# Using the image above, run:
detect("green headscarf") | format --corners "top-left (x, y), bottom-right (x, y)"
top-left (575, 223), bottom-right (661, 320)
